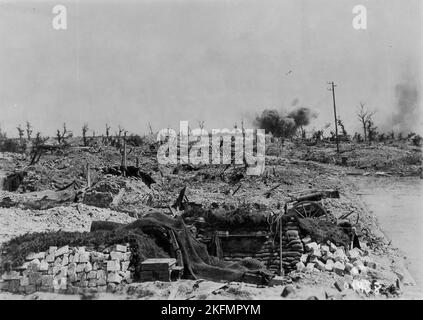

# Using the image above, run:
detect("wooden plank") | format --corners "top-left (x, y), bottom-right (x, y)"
top-left (141, 258), bottom-right (176, 265)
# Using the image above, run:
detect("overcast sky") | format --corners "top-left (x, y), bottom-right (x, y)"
top-left (0, 0), bottom-right (421, 137)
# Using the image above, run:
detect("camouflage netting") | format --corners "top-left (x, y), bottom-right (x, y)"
top-left (297, 217), bottom-right (351, 248)
top-left (182, 205), bottom-right (270, 232)
top-left (112, 211), bottom-right (273, 283)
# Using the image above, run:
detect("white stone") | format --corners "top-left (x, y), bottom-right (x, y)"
top-left (325, 259), bottom-right (334, 272)
top-left (311, 249), bottom-right (322, 258)
top-left (121, 261), bottom-right (130, 272)
top-left (328, 242), bottom-right (337, 253)
top-left (320, 245), bottom-right (330, 254)
top-left (20, 277), bottom-right (29, 286)
top-left (71, 252), bottom-right (80, 263)
top-left (302, 236), bottom-right (312, 244)
top-left (333, 261), bottom-right (345, 275)
top-left (296, 261), bottom-right (306, 271)
top-left (110, 251), bottom-right (124, 261)
top-left (29, 258), bottom-right (41, 269)
top-left (26, 252), bottom-right (45, 261)
top-left (321, 252), bottom-right (334, 262)
top-left (333, 248), bottom-right (347, 262)
top-left (76, 263), bottom-right (86, 273)
top-left (119, 270), bottom-right (131, 280)
top-left (123, 252), bottom-right (131, 261)
top-left (300, 254), bottom-right (308, 263)
top-left (45, 253), bottom-right (55, 263)
top-left (54, 245), bottom-right (69, 257)
top-left (315, 260), bottom-right (326, 271)
top-left (97, 270), bottom-right (106, 280)
top-left (107, 260), bottom-right (120, 272)
top-left (48, 246), bottom-right (58, 254)
top-left (305, 263), bottom-right (315, 272)
top-left (107, 272), bottom-right (122, 284)
top-left (350, 267), bottom-right (360, 276)
top-left (305, 242), bottom-right (319, 253)
top-left (114, 244), bottom-right (127, 253)
top-left (54, 257), bottom-right (62, 266)
top-left (59, 266), bottom-right (68, 278)
top-left (347, 248), bottom-right (362, 260)
top-left (84, 262), bottom-right (93, 272)
top-left (79, 252), bottom-right (90, 263)
top-left (39, 260), bottom-right (49, 271)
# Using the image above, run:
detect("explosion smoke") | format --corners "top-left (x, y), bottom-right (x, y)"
top-left (254, 107), bottom-right (317, 138)
top-left (391, 78), bottom-right (420, 134)
top-left (288, 107), bottom-right (318, 127)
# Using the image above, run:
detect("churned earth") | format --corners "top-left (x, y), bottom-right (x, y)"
top-left (0, 138), bottom-right (422, 300)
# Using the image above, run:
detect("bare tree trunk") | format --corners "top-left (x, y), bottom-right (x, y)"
top-left (362, 121), bottom-right (367, 142)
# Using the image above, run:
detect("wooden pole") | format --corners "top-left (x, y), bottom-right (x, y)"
top-left (279, 214), bottom-right (283, 275)
top-left (328, 81), bottom-right (340, 154)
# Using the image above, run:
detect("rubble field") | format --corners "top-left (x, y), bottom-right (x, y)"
top-left (0, 137), bottom-right (422, 300)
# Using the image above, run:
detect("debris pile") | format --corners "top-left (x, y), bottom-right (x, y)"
top-left (296, 242), bottom-right (367, 276)
top-left (82, 176), bottom-right (153, 215)
top-left (83, 176), bottom-right (127, 208)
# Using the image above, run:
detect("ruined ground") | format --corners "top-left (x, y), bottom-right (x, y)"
top-left (0, 138), bottom-right (421, 300)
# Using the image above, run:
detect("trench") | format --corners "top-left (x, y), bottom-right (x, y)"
top-left (351, 176), bottom-right (423, 287)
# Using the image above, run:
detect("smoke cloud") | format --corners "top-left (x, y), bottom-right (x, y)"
top-left (288, 107), bottom-right (318, 127)
top-left (254, 107), bottom-right (318, 138)
top-left (391, 78), bottom-right (420, 133)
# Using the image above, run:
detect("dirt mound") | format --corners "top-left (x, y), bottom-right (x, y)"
top-left (297, 218), bottom-right (350, 248)
top-left (83, 176), bottom-right (153, 215)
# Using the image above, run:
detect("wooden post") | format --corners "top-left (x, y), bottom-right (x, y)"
top-left (328, 81), bottom-right (340, 154)
top-left (279, 214), bottom-right (283, 275)
top-left (86, 163), bottom-right (91, 188)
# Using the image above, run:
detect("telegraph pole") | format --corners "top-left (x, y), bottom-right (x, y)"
top-left (328, 81), bottom-right (339, 154)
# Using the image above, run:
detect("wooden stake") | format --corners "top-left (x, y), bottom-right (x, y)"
top-left (279, 215), bottom-right (283, 276)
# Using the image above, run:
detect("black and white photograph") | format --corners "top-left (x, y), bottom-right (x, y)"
top-left (0, 0), bottom-right (422, 305)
